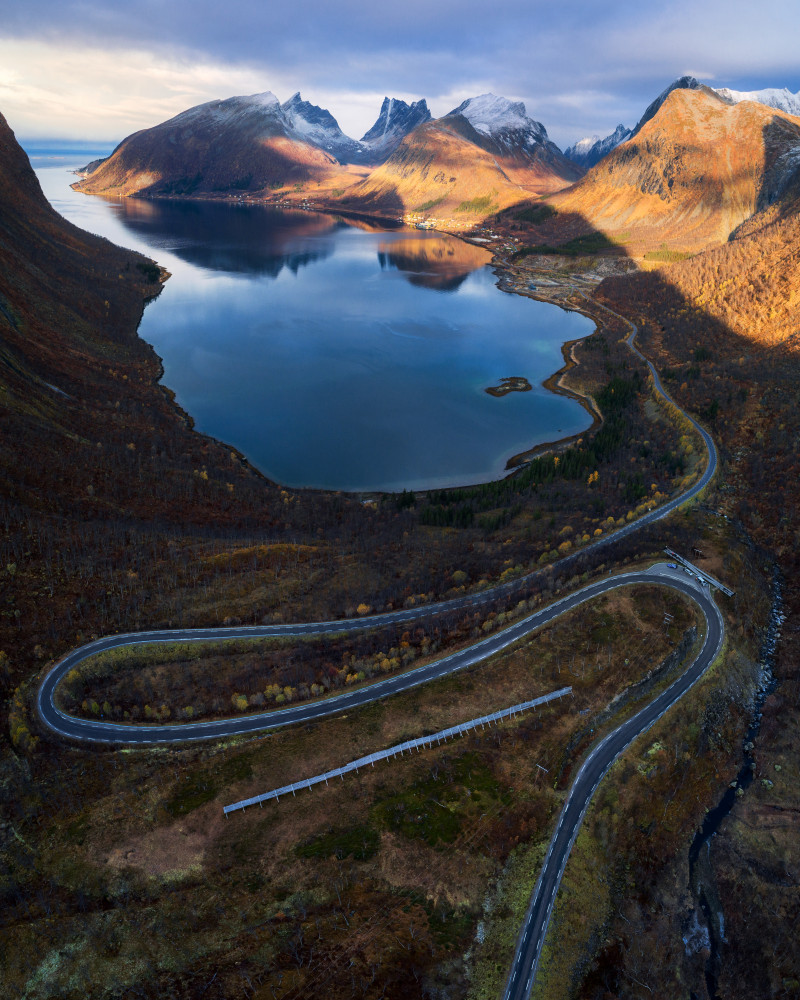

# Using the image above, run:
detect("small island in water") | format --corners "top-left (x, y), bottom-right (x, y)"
top-left (485, 376), bottom-right (533, 397)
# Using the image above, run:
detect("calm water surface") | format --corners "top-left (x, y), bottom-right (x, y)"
top-left (35, 159), bottom-right (593, 491)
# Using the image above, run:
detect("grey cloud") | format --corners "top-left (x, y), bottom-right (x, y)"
top-left (4, 0), bottom-right (800, 146)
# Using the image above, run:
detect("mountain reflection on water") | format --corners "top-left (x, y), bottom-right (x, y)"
top-left (102, 203), bottom-right (593, 491)
top-left (110, 199), bottom-right (343, 277)
top-left (377, 235), bottom-right (491, 291)
top-left (110, 198), bottom-right (491, 289)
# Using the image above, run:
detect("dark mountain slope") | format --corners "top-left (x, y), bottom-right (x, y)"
top-left (358, 97), bottom-right (433, 162)
top-left (73, 92), bottom-right (349, 198)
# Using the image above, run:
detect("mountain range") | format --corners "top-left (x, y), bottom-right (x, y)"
top-left (73, 91), bottom-right (433, 190)
top-left (74, 90), bottom-right (579, 211)
top-left (74, 77), bottom-right (800, 246)
top-left (336, 94), bottom-right (581, 220)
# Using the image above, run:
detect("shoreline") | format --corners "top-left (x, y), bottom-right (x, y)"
top-left (81, 186), bottom-right (611, 496)
top-left (484, 250), bottom-right (640, 476)
top-left (503, 335), bottom-right (602, 470)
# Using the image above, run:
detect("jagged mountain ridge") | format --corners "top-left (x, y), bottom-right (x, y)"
top-left (565, 125), bottom-right (632, 168)
top-left (359, 97), bottom-right (432, 161)
top-left (280, 92), bottom-right (432, 164)
top-left (280, 91), bottom-right (364, 161)
top-left (337, 94), bottom-right (582, 221)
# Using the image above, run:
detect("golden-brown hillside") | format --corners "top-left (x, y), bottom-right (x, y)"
top-left (336, 117), bottom-right (579, 224)
top-left (548, 88), bottom-right (800, 253)
top-left (659, 180), bottom-right (800, 346)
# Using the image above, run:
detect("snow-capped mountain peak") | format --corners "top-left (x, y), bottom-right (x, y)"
top-left (569, 135), bottom-right (600, 157)
top-left (714, 86), bottom-right (800, 117)
top-left (280, 92), bottom-right (362, 158)
top-left (565, 124), bottom-right (632, 168)
top-left (241, 91), bottom-right (281, 109)
top-left (447, 94), bottom-right (532, 136)
top-left (445, 93), bottom-right (549, 149)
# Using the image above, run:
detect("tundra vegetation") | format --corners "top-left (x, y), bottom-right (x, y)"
top-left (2, 104), bottom-right (799, 996)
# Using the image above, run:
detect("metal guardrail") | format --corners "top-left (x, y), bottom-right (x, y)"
top-left (663, 548), bottom-right (735, 597)
top-left (223, 686), bottom-right (573, 815)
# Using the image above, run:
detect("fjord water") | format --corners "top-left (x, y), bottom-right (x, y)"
top-left (35, 160), bottom-right (593, 492)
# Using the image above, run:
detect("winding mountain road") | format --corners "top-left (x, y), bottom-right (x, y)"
top-left (503, 568), bottom-right (724, 1000)
top-left (36, 307), bottom-right (724, 1000)
top-left (37, 566), bottom-right (714, 745)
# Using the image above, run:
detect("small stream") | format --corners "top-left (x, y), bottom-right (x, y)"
top-left (687, 569), bottom-right (784, 999)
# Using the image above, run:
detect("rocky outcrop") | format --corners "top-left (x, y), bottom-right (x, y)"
top-left (359, 97), bottom-right (432, 162)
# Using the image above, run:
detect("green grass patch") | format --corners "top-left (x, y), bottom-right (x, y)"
top-left (165, 774), bottom-right (219, 817)
top-left (165, 754), bottom-right (253, 817)
top-left (372, 752), bottom-right (509, 847)
top-left (415, 197), bottom-right (445, 212)
top-left (427, 904), bottom-right (476, 952)
top-left (296, 823), bottom-right (380, 861)
top-left (455, 195), bottom-right (498, 214)
top-left (643, 244), bottom-right (693, 262)
top-left (590, 615), bottom-right (617, 645)
top-left (515, 204), bottom-right (556, 225)
top-left (65, 814), bottom-right (89, 847)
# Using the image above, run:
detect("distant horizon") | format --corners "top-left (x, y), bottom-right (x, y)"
top-left (14, 78), bottom-right (800, 158)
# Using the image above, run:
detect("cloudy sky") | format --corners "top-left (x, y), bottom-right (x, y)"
top-left (2, 0), bottom-right (799, 150)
